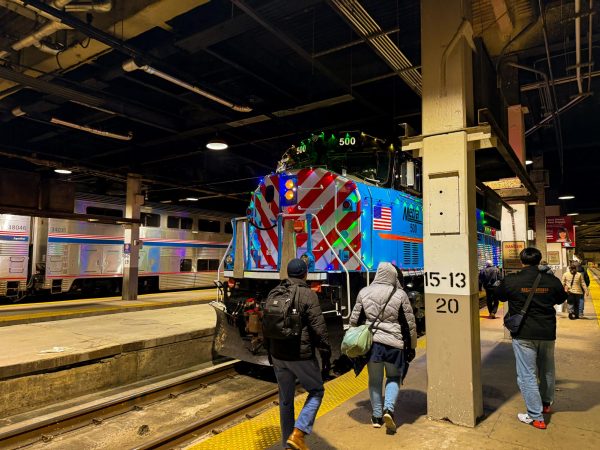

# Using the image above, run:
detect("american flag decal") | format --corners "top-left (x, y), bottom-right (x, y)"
top-left (373, 206), bottom-right (392, 230)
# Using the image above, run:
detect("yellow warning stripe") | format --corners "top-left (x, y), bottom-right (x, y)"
top-left (187, 368), bottom-right (369, 450)
top-left (0, 300), bottom-right (202, 322)
top-left (588, 269), bottom-right (600, 328)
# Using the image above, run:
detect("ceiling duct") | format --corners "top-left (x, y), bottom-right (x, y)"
top-left (122, 59), bottom-right (253, 113)
top-left (0, 0), bottom-right (113, 59)
top-left (64, 0), bottom-right (112, 13)
top-left (11, 106), bottom-right (133, 140)
top-left (328, 0), bottom-right (422, 96)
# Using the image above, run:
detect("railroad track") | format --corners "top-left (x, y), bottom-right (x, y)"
top-left (0, 360), bottom-right (281, 450)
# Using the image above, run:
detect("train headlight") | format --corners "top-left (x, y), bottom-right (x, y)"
top-left (280, 175), bottom-right (298, 206)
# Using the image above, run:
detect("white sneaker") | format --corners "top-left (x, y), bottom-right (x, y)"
top-left (517, 413), bottom-right (533, 424)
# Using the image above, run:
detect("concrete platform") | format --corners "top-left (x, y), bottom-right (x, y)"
top-left (188, 272), bottom-right (600, 450)
top-left (0, 288), bottom-right (218, 326)
top-left (290, 273), bottom-right (600, 449)
top-left (0, 304), bottom-right (217, 419)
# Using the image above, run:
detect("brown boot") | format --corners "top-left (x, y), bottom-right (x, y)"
top-left (286, 428), bottom-right (309, 450)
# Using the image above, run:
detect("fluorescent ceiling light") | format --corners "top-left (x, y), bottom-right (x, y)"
top-left (525, 160), bottom-right (533, 165)
top-left (54, 168), bottom-right (72, 174)
top-left (159, 200), bottom-right (172, 204)
top-left (206, 138), bottom-right (228, 150)
top-left (567, 213), bottom-right (579, 216)
top-left (558, 195), bottom-right (575, 200)
top-left (186, 197), bottom-right (199, 201)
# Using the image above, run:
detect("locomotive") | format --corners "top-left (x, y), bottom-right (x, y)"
top-left (0, 194), bottom-right (234, 300)
top-left (211, 131), bottom-right (427, 366)
top-left (212, 131), bottom-right (503, 366)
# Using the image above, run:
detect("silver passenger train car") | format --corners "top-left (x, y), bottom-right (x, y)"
top-left (0, 194), bottom-right (234, 298)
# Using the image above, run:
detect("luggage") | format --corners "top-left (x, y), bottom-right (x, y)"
top-left (262, 280), bottom-right (301, 340)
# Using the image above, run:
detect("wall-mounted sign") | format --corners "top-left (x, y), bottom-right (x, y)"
top-left (547, 251), bottom-right (560, 265)
top-left (502, 241), bottom-right (525, 269)
top-left (546, 216), bottom-right (575, 248)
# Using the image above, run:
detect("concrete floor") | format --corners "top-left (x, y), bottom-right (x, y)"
top-left (274, 283), bottom-right (600, 449)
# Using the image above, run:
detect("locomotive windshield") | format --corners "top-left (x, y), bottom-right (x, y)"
top-left (278, 131), bottom-right (392, 185)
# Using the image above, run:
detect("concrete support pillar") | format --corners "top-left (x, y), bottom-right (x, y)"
top-left (122, 174), bottom-right (142, 300)
top-left (502, 105), bottom-right (529, 249)
top-left (421, 0), bottom-right (482, 427)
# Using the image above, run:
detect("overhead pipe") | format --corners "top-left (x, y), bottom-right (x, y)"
top-left (0, 0), bottom-right (112, 59)
top-left (64, 0), bottom-right (112, 12)
top-left (575, 0), bottom-right (583, 94)
top-left (588, 0), bottom-right (594, 91)
top-left (121, 59), bottom-right (253, 113)
top-left (11, 106), bottom-right (133, 140)
top-left (0, 1), bottom-right (72, 59)
top-left (524, 93), bottom-right (590, 137)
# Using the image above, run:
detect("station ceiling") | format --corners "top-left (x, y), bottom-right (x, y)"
top-left (0, 0), bottom-right (599, 251)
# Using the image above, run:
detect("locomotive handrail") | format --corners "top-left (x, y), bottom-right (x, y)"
top-left (334, 182), bottom-right (370, 286)
top-left (216, 218), bottom-right (238, 302)
top-left (310, 215), bottom-right (352, 319)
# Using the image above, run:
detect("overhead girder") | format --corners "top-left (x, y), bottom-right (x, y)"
top-left (0, 65), bottom-right (181, 132)
top-left (0, 0), bottom-right (211, 99)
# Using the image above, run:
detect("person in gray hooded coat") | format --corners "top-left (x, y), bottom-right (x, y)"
top-left (349, 262), bottom-right (417, 432)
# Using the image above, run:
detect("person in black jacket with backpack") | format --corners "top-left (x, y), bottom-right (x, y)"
top-left (265, 258), bottom-right (331, 450)
top-left (495, 247), bottom-right (567, 430)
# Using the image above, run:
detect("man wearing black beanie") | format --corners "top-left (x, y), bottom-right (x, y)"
top-left (267, 258), bottom-right (331, 450)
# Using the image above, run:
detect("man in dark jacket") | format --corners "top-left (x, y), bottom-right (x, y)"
top-left (479, 260), bottom-right (501, 318)
top-left (267, 258), bottom-right (331, 450)
top-left (495, 247), bottom-right (567, 430)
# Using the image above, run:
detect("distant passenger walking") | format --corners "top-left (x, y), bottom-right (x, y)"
top-left (348, 262), bottom-right (417, 432)
top-left (576, 262), bottom-right (591, 317)
top-left (479, 260), bottom-right (501, 318)
top-left (561, 264), bottom-right (588, 320)
top-left (495, 247), bottom-right (567, 429)
top-left (264, 258), bottom-right (331, 450)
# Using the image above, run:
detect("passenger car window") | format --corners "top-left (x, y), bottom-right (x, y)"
top-left (86, 206), bottom-right (123, 217)
top-left (141, 213), bottom-right (160, 227)
top-left (180, 259), bottom-right (192, 272)
top-left (197, 219), bottom-right (220, 233)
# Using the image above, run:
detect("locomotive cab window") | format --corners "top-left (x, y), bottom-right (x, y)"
top-left (198, 219), bottom-right (220, 233)
top-left (85, 206), bottom-right (123, 218)
top-left (180, 259), bottom-right (192, 272)
top-left (141, 212), bottom-right (160, 227)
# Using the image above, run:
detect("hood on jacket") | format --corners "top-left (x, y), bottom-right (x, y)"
top-left (372, 262), bottom-right (398, 286)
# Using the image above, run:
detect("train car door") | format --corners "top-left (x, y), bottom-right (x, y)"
top-left (102, 248), bottom-right (122, 274)
top-left (80, 246), bottom-right (101, 274)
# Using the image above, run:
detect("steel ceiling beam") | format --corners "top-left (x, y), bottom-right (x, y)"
top-left (0, 65), bottom-right (180, 132)
top-left (229, 0), bottom-right (384, 115)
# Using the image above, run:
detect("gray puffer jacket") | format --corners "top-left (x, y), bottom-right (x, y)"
top-left (349, 262), bottom-right (417, 350)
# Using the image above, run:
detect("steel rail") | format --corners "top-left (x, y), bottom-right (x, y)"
top-left (0, 362), bottom-right (238, 449)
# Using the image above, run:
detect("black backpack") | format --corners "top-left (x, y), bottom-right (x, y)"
top-left (262, 280), bottom-right (302, 340)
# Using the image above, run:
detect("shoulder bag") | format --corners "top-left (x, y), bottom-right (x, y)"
top-left (341, 286), bottom-right (397, 358)
top-left (503, 273), bottom-right (542, 334)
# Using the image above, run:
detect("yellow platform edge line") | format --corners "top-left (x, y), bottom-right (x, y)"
top-left (0, 300), bottom-right (201, 322)
top-left (588, 269), bottom-right (600, 328)
top-left (187, 368), bottom-right (369, 450)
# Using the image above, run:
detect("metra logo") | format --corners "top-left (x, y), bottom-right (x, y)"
top-left (403, 205), bottom-right (422, 224)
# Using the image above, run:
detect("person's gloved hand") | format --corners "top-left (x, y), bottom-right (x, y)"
top-left (319, 349), bottom-right (332, 379)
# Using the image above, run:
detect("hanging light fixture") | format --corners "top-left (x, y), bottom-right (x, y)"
top-left (206, 138), bottom-right (228, 150)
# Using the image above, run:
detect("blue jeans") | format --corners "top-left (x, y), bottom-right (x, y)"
top-left (579, 296), bottom-right (585, 315)
top-left (272, 357), bottom-right (324, 448)
top-left (512, 338), bottom-right (555, 421)
top-left (367, 361), bottom-right (400, 417)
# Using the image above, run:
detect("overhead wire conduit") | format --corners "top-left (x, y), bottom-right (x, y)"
top-left (121, 59), bottom-right (252, 113)
top-left (11, 106), bottom-right (133, 141)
